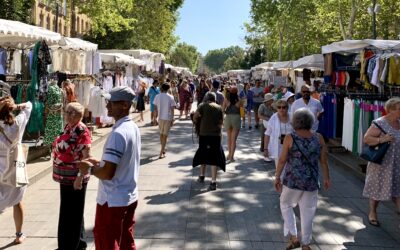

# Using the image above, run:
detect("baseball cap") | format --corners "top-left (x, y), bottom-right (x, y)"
top-left (103, 86), bottom-right (135, 102)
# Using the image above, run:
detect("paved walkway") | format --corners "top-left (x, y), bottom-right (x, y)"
top-left (0, 110), bottom-right (399, 249)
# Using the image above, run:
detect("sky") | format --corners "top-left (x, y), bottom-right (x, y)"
top-left (175, 0), bottom-right (251, 56)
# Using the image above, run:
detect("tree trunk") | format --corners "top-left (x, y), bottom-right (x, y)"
top-left (70, 0), bottom-right (76, 37)
top-left (279, 30), bottom-right (283, 61)
top-left (347, 0), bottom-right (358, 39)
top-left (337, 0), bottom-right (347, 40)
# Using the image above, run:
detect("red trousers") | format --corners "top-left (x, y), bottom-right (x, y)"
top-left (93, 201), bottom-right (138, 250)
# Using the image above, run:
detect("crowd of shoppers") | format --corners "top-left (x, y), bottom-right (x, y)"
top-left (3, 73), bottom-right (400, 250)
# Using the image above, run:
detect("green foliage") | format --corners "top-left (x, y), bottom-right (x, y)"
top-left (0, 0), bottom-right (35, 23)
top-left (246, 0), bottom-right (400, 63)
top-left (81, 0), bottom-right (183, 54)
top-left (168, 42), bottom-right (200, 73)
top-left (203, 46), bottom-right (246, 74)
top-left (78, 0), bottom-right (136, 36)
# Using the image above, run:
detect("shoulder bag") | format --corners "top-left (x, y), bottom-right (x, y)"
top-left (360, 121), bottom-right (390, 164)
top-left (0, 127), bottom-right (29, 187)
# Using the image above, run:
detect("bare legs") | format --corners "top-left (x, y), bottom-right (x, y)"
top-left (151, 111), bottom-right (157, 125)
top-left (198, 165), bottom-right (217, 182)
top-left (368, 199), bottom-right (380, 227)
top-left (395, 197), bottom-right (400, 213)
top-left (179, 103), bottom-right (189, 119)
top-left (139, 111), bottom-right (144, 122)
top-left (247, 111), bottom-right (252, 128)
top-left (159, 134), bottom-right (168, 158)
top-left (254, 109), bottom-right (260, 127)
top-left (13, 202), bottom-right (25, 243)
top-left (227, 128), bottom-right (240, 161)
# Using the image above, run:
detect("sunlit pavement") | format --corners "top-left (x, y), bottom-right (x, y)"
top-left (1, 109), bottom-right (399, 250)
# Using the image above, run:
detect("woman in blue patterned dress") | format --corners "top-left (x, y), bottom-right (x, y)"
top-left (274, 108), bottom-right (331, 250)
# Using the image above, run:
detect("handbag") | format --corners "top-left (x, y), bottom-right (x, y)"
top-left (0, 127), bottom-right (29, 187)
top-left (14, 143), bottom-right (29, 187)
top-left (132, 96), bottom-right (138, 110)
top-left (360, 121), bottom-right (390, 164)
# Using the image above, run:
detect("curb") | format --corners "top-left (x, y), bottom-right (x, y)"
top-left (328, 153), bottom-right (366, 181)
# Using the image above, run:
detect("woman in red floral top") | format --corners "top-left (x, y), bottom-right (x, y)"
top-left (52, 102), bottom-right (91, 250)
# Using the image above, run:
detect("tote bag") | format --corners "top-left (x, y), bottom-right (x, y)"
top-left (0, 127), bottom-right (29, 187)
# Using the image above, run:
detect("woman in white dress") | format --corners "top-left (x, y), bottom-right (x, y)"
top-left (0, 96), bottom-right (32, 244)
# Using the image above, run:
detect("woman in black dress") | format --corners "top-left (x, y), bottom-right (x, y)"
top-left (136, 82), bottom-right (146, 122)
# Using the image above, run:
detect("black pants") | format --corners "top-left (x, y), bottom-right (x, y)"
top-left (58, 183), bottom-right (87, 250)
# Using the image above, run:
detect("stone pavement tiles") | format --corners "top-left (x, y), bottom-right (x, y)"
top-left (1, 115), bottom-right (400, 249)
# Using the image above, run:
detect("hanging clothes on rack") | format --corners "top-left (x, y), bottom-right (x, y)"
top-left (44, 82), bottom-right (63, 146)
top-left (27, 41), bottom-right (44, 134)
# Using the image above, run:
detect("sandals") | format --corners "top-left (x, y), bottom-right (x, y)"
top-left (14, 232), bottom-right (25, 244)
top-left (286, 238), bottom-right (300, 250)
top-left (369, 218), bottom-right (380, 227)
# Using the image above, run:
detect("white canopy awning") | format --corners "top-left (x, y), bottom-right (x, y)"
top-left (0, 18), bottom-right (61, 48)
top-left (272, 61), bottom-right (293, 70)
top-left (99, 49), bottom-right (165, 72)
top-left (252, 62), bottom-right (274, 70)
top-left (100, 53), bottom-right (146, 66)
top-left (99, 49), bottom-right (165, 60)
top-left (293, 54), bottom-right (324, 70)
top-left (56, 37), bottom-right (98, 51)
top-left (321, 39), bottom-right (400, 54)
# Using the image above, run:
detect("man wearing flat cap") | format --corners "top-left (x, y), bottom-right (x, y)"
top-left (78, 86), bottom-right (141, 250)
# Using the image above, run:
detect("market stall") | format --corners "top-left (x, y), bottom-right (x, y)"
top-left (319, 39), bottom-right (400, 154)
top-left (99, 49), bottom-right (165, 73)
top-left (291, 54), bottom-right (324, 92)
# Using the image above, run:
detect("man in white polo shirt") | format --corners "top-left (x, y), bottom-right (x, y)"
top-left (153, 83), bottom-right (176, 159)
top-left (78, 86), bottom-right (141, 250)
top-left (291, 85), bottom-right (324, 132)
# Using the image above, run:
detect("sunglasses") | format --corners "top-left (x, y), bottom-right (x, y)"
top-left (302, 91), bottom-right (310, 94)
top-left (277, 106), bottom-right (288, 109)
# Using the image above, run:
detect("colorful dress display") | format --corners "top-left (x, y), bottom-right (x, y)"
top-left (44, 83), bottom-right (63, 146)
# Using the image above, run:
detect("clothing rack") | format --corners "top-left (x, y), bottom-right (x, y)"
top-left (347, 92), bottom-right (388, 101)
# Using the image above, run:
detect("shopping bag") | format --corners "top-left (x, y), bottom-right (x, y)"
top-left (14, 144), bottom-right (29, 187)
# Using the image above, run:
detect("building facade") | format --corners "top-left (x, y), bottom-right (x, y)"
top-left (31, 0), bottom-right (91, 37)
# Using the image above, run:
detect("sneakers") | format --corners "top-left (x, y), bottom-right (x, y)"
top-left (248, 126), bottom-right (252, 130)
top-left (197, 176), bottom-right (205, 183)
top-left (255, 124), bottom-right (259, 129)
top-left (264, 156), bottom-right (272, 162)
top-left (209, 182), bottom-right (217, 191)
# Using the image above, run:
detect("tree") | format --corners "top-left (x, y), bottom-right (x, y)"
top-left (0, 0), bottom-right (35, 23)
top-left (168, 42), bottom-right (200, 73)
top-left (246, 0), bottom-right (400, 63)
top-left (81, 0), bottom-right (183, 53)
top-left (203, 46), bottom-right (245, 74)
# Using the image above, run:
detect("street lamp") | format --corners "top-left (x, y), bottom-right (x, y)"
top-left (367, 0), bottom-right (381, 39)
